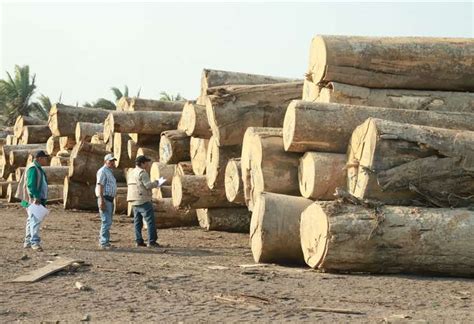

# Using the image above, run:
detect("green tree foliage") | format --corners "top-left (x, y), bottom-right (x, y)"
top-left (159, 91), bottom-right (185, 101)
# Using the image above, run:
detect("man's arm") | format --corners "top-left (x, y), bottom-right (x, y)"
top-left (97, 170), bottom-right (106, 210)
top-left (140, 171), bottom-right (159, 190)
top-left (26, 167), bottom-right (40, 202)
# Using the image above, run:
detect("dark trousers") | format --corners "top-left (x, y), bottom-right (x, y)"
top-left (133, 201), bottom-right (157, 244)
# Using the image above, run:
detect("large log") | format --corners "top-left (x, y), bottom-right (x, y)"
top-left (46, 136), bottom-right (61, 156)
top-left (172, 174), bottom-right (236, 209)
top-left (308, 35), bottom-right (474, 91)
top-left (48, 104), bottom-right (110, 137)
top-left (159, 130), bottom-right (190, 164)
top-left (152, 198), bottom-right (198, 228)
top-left (298, 152), bottom-right (346, 200)
top-left (241, 127), bottom-right (301, 210)
top-left (317, 82), bottom-right (474, 113)
top-left (225, 158), bottom-right (245, 205)
top-left (10, 149), bottom-right (47, 168)
top-left (1, 144), bottom-right (46, 178)
top-left (150, 162), bottom-right (175, 183)
top-left (14, 116), bottom-right (46, 138)
top-left (300, 201), bottom-right (474, 277)
top-left (20, 125), bottom-right (52, 144)
top-left (75, 122), bottom-right (104, 143)
top-left (205, 81), bottom-right (303, 146)
top-left (250, 192), bottom-right (313, 264)
top-left (59, 136), bottom-right (76, 151)
top-left (113, 133), bottom-right (134, 168)
top-left (179, 102), bottom-right (212, 138)
top-left (103, 111), bottom-right (181, 143)
top-left (283, 100), bottom-right (474, 153)
top-left (113, 187), bottom-right (128, 215)
top-left (200, 68), bottom-right (299, 100)
top-left (124, 98), bottom-right (184, 112)
top-left (190, 137), bottom-right (208, 175)
top-left (206, 136), bottom-right (241, 190)
top-left (347, 118), bottom-right (474, 207)
top-left (63, 176), bottom-right (98, 211)
top-left (196, 207), bottom-right (250, 233)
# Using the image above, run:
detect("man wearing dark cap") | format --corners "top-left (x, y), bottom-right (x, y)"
top-left (16, 150), bottom-right (50, 251)
top-left (127, 155), bottom-right (165, 247)
top-left (96, 153), bottom-right (118, 249)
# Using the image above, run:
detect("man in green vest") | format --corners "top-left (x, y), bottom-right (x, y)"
top-left (16, 150), bottom-right (49, 252)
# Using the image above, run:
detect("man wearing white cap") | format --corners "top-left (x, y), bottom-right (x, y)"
top-left (96, 153), bottom-right (117, 249)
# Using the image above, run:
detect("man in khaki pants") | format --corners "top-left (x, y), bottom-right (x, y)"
top-left (127, 155), bottom-right (165, 247)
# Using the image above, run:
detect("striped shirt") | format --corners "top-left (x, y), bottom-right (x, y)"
top-left (96, 165), bottom-right (117, 198)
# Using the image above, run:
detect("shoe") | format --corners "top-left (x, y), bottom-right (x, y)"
top-left (23, 243), bottom-right (31, 249)
top-left (99, 244), bottom-right (114, 250)
top-left (147, 242), bottom-right (160, 248)
top-left (31, 245), bottom-right (43, 252)
top-left (135, 242), bottom-right (146, 247)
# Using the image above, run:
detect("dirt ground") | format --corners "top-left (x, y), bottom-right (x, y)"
top-left (0, 201), bottom-right (472, 323)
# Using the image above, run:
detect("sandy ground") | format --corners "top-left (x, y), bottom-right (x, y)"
top-left (0, 201), bottom-right (473, 323)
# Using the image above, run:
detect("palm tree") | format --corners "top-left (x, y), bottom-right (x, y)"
top-left (83, 98), bottom-right (116, 110)
top-left (0, 65), bottom-right (44, 125)
top-left (111, 85), bottom-right (129, 102)
top-left (30, 94), bottom-right (52, 120)
top-left (159, 91), bottom-right (185, 101)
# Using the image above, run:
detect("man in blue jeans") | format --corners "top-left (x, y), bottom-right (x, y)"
top-left (96, 153), bottom-right (117, 250)
top-left (127, 155), bottom-right (164, 248)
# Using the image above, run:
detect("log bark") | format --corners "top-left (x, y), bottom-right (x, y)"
top-left (48, 103), bottom-right (110, 137)
top-left (225, 158), bottom-right (245, 205)
top-left (150, 162), bottom-right (175, 183)
top-left (241, 128), bottom-right (301, 210)
top-left (200, 68), bottom-right (299, 98)
top-left (152, 198), bottom-right (198, 228)
top-left (75, 122), bottom-right (104, 143)
top-left (302, 79), bottom-right (320, 102)
top-left (159, 130), bottom-right (190, 164)
top-left (63, 176), bottom-right (98, 210)
top-left (347, 118), bottom-right (474, 207)
top-left (59, 136), bottom-right (76, 151)
top-left (205, 136), bottom-right (241, 190)
top-left (152, 185), bottom-right (172, 199)
top-left (308, 35), bottom-right (474, 91)
top-left (20, 125), bottom-right (51, 144)
top-left (46, 136), bottom-right (61, 156)
top-left (113, 133), bottom-right (134, 168)
top-left (250, 192), bottom-right (313, 264)
top-left (190, 137), bottom-right (209, 175)
top-left (283, 100), bottom-right (474, 153)
top-left (15, 166), bottom-right (67, 184)
top-left (113, 187), bottom-right (128, 214)
top-left (14, 115), bottom-right (46, 138)
top-left (1, 144), bottom-right (46, 178)
top-left (103, 111), bottom-right (181, 142)
top-left (299, 152), bottom-right (346, 200)
top-left (125, 98), bottom-right (184, 112)
top-left (175, 161), bottom-right (193, 176)
top-left (137, 147), bottom-right (160, 162)
top-left (179, 102), bottom-right (212, 138)
top-left (10, 149), bottom-right (46, 168)
top-left (317, 82), bottom-right (474, 113)
top-left (128, 134), bottom-right (160, 146)
top-left (205, 81), bottom-right (303, 146)
top-left (300, 201), bottom-right (474, 277)
top-left (196, 207), bottom-right (250, 233)
top-left (172, 174), bottom-right (236, 209)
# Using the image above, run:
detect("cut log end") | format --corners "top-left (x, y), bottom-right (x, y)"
top-left (282, 101), bottom-right (296, 151)
top-left (300, 203), bottom-right (329, 268)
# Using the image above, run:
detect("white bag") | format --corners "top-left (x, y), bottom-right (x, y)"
top-left (27, 204), bottom-right (49, 222)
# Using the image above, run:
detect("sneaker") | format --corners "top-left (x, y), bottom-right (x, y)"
top-left (135, 242), bottom-right (146, 247)
top-left (31, 245), bottom-right (43, 252)
top-left (23, 243), bottom-right (31, 249)
top-left (99, 244), bottom-right (114, 250)
top-left (147, 242), bottom-right (160, 248)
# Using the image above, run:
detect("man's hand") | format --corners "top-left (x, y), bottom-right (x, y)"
top-left (99, 198), bottom-right (106, 211)
top-left (33, 199), bottom-right (41, 205)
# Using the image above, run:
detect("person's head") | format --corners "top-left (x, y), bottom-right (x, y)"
top-left (135, 155), bottom-right (152, 170)
top-left (104, 153), bottom-right (117, 168)
top-left (34, 151), bottom-right (50, 166)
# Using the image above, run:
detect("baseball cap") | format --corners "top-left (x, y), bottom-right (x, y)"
top-left (35, 150), bottom-right (50, 158)
top-left (104, 153), bottom-right (117, 161)
top-left (135, 155), bottom-right (151, 164)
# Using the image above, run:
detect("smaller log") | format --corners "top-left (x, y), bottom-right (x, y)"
top-left (1, 144), bottom-right (46, 178)
top-left (50, 156), bottom-right (69, 166)
top-left (63, 176), bottom-right (98, 210)
top-left (298, 152), bottom-right (346, 200)
top-left (250, 192), bottom-right (313, 264)
top-left (224, 158), bottom-right (245, 204)
top-left (172, 174), bottom-right (236, 209)
top-left (91, 133), bottom-right (105, 145)
top-left (20, 125), bottom-right (51, 144)
top-left (113, 133), bottom-right (134, 168)
top-left (137, 147), bottom-right (160, 162)
top-left (175, 161), bottom-right (193, 176)
top-left (6, 176), bottom-right (19, 203)
top-left (59, 136), bottom-right (76, 151)
top-left (179, 101), bottom-right (212, 138)
top-left (206, 136), bottom-right (241, 189)
top-left (46, 136), bottom-right (61, 156)
top-left (113, 187), bottom-right (128, 214)
top-left (128, 133), bottom-right (160, 146)
top-left (126, 98), bottom-right (184, 112)
top-left (196, 207), bottom-right (250, 233)
top-left (159, 130), bottom-right (190, 164)
top-left (150, 162), bottom-right (175, 183)
top-left (14, 115), bottom-right (46, 138)
top-left (152, 198), bottom-right (198, 228)
top-left (75, 122), bottom-right (104, 143)
top-left (127, 139), bottom-right (139, 161)
top-left (190, 137), bottom-right (209, 175)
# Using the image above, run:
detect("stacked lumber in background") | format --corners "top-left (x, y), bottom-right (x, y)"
top-left (246, 35), bottom-right (474, 278)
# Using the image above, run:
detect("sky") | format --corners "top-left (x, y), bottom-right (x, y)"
top-left (0, 1), bottom-right (473, 105)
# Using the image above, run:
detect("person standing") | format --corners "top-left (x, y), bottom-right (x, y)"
top-left (16, 150), bottom-right (50, 252)
top-left (96, 153), bottom-right (117, 250)
top-left (127, 155), bottom-right (164, 248)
